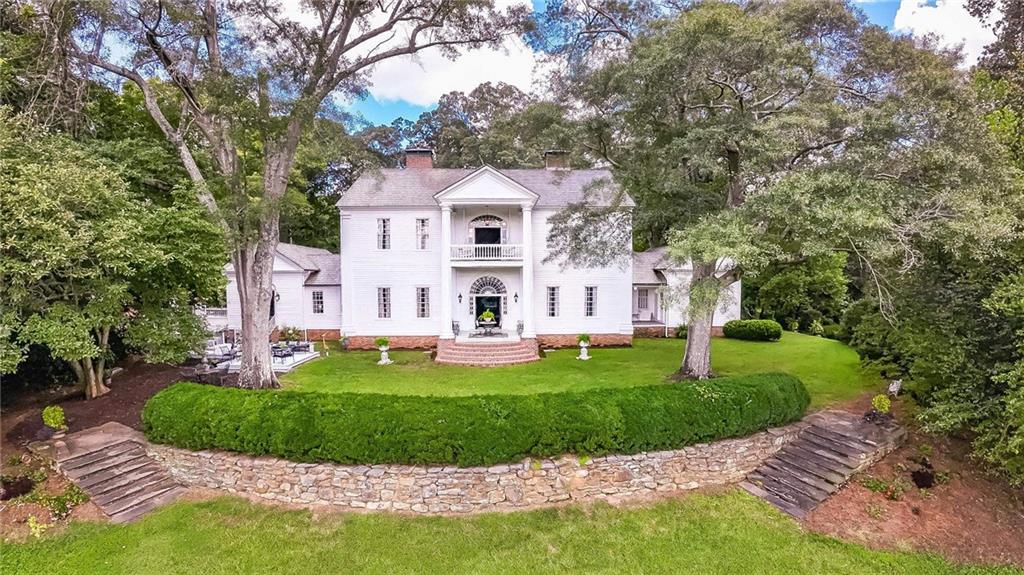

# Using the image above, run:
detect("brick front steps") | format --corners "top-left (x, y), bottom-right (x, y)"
top-left (435, 339), bottom-right (540, 366)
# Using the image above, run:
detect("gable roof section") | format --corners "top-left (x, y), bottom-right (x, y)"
top-left (633, 247), bottom-right (669, 284)
top-left (338, 167), bottom-right (633, 208)
top-left (276, 242), bottom-right (333, 271)
top-left (433, 166), bottom-right (539, 205)
top-left (304, 253), bottom-right (341, 286)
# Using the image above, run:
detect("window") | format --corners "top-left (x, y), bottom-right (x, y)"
top-left (416, 287), bottom-right (430, 318)
top-left (546, 286), bottom-right (559, 317)
top-left (312, 290), bottom-right (324, 314)
top-left (415, 218), bottom-right (429, 250)
top-left (585, 286), bottom-right (597, 317)
top-left (377, 218), bottom-right (390, 249)
top-left (637, 288), bottom-right (649, 310)
top-left (377, 287), bottom-right (391, 318)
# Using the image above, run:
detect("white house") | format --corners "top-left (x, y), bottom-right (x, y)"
top-left (222, 148), bottom-right (740, 364)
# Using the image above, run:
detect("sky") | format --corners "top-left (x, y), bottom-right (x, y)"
top-left (348, 0), bottom-right (999, 127)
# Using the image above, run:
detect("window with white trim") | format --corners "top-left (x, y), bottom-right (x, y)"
top-left (416, 287), bottom-right (430, 318)
top-left (415, 218), bottom-right (429, 250)
top-left (585, 286), bottom-right (597, 317)
top-left (637, 288), bottom-right (648, 310)
top-left (377, 218), bottom-right (390, 249)
top-left (546, 286), bottom-right (559, 317)
top-left (377, 287), bottom-right (391, 318)
top-left (312, 290), bottom-right (324, 314)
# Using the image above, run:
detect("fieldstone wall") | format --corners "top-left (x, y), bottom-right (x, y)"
top-left (147, 421), bottom-right (807, 514)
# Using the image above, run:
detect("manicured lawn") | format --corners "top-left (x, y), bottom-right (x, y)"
top-left (284, 333), bottom-right (880, 408)
top-left (3, 490), bottom-right (1015, 575)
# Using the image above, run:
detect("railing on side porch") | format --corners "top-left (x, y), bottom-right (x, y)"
top-left (450, 244), bottom-right (523, 261)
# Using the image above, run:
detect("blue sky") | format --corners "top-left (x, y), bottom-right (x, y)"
top-left (349, 0), bottom-right (984, 127)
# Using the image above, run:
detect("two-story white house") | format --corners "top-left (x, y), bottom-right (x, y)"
top-left (223, 148), bottom-right (740, 365)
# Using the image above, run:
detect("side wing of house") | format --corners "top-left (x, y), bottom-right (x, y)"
top-left (224, 254), bottom-right (307, 332)
top-left (659, 268), bottom-right (742, 330)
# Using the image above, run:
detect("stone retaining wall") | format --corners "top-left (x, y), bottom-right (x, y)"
top-left (147, 421), bottom-right (806, 514)
top-left (536, 333), bottom-right (632, 348)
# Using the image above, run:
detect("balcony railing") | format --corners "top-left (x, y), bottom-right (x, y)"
top-left (450, 244), bottom-right (523, 261)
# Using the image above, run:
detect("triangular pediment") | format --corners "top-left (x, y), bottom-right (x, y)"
top-left (433, 166), bottom-right (539, 205)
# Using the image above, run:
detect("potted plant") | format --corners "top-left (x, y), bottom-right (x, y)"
top-left (375, 337), bottom-right (393, 365)
top-left (576, 333), bottom-right (591, 361)
top-left (864, 394), bottom-right (893, 424)
top-left (42, 405), bottom-right (67, 439)
top-left (478, 310), bottom-right (496, 324)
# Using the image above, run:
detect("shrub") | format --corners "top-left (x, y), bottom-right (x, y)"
top-left (674, 325), bottom-right (688, 339)
top-left (871, 394), bottom-right (891, 414)
top-left (41, 406), bottom-right (66, 431)
top-left (821, 323), bottom-right (844, 341)
top-left (143, 374), bottom-right (810, 467)
top-left (722, 320), bottom-right (783, 342)
top-left (279, 326), bottom-right (302, 341)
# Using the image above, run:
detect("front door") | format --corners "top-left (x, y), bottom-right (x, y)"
top-left (474, 227), bottom-right (501, 244)
top-left (475, 296), bottom-right (502, 326)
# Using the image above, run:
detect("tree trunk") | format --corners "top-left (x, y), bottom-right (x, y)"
top-left (78, 357), bottom-right (110, 399)
top-left (233, 216), bottom-right (282, 389)
top-left (676, 261), bottom-right (718, 380)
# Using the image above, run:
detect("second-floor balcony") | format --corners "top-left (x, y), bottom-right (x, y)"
top-left (450, 243), bottom-right (523, 262)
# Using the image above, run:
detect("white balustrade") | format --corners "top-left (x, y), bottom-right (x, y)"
top-left (450, 244), bottom-right (524, 261)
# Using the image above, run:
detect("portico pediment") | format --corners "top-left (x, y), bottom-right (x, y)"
top-left (433, 166), bottom-right (539, 206)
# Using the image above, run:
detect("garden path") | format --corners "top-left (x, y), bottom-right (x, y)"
top-left (30, 422), bottom-right (185, 523)
top-left (741, 410), bottom-right (905, 518)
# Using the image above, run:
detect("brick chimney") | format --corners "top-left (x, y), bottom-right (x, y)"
top-left (544, 149), bottom-right (569, 170)
top-left (405, 146), bottom-right (434, 169)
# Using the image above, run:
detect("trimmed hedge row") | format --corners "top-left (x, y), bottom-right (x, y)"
top-left (723, 319), bottom-right (784, 342)
top-left (142, 374), bottom-right (809, 467)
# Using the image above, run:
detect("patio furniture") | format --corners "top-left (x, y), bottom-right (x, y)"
top-left (272, 346), bottom-right (294, 363)
top-left (290, 342), bottom-right (311, 353)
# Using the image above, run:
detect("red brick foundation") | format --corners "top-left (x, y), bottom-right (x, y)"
top-left (633, 326), bottom-right (670, 338)
top-left (536, 334), bottom-right (632, 348)
top-left (346, 336), bottom-right (440, 350)
top-left (631, 326), bottom-right (725, 338)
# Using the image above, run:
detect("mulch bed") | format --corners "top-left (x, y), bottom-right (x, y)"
top-left (2, 362), bottom-right (188, 448)
top-left (803, 408), bottom-right (1024, 569)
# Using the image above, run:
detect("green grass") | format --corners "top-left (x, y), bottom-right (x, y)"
top-left (285, 333), bottom-right (879, 408)
top-left (3, 491), bottom-right (1017, 575)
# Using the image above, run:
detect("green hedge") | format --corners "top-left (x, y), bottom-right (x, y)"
top-left (723, 319), bottom-right (784, 341)
top-left (142, 374), bottom-right (809, 467)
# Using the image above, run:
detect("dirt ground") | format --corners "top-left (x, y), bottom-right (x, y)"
top-left (804, 399), bottom-right (1024, 569)
top-left (1, 362), bottom-right (188, 540)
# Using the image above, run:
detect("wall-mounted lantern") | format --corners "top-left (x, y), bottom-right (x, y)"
top-left (513, 292), bottom-right (519, 303)
top-left (458, 293), bottom-right (463, 304)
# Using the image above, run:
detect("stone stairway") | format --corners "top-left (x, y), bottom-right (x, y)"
top-left (741, 410), bottom-right (905, 518)
top-left (36, 422), bottom-right (185, 524)
top-left (435, 339), bottom-right (540, 366)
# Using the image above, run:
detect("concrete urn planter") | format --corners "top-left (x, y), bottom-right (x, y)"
top-left (577, 340), bottom-right (591, 361)
top-left (377, 345), bottom-right (393, 365)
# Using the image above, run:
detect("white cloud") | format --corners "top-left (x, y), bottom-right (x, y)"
top-left (363, 36), bottom-right (542, 106)
top-left (893, 0), bottom-right (997, 66)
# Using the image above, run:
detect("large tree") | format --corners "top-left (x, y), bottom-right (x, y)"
top-left (46, 0), bottom-right (527, 388)
top-left (1, 111), bottom-right (225, 398)
top-left (544, 0), bottom-right (1013, 378)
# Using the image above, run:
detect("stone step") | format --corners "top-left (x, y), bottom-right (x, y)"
top-left (743, 410), bottom-right (905, 518)
top-left (440, 351), bottom-right (539, 359)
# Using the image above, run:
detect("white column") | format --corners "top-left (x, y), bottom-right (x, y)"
top-left (521, 203), bottom-right (536, 339)
top-left (339, 212), bottom-right (356, 335)
top-left (440, 204), bottom-right (454, 339)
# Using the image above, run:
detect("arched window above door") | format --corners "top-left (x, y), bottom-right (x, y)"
top-left (469, 276), bottom-right (506, 295)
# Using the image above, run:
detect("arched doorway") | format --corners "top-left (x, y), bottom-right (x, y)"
top-left (469, 214), bottom-right (506, 245)
top-left (469, 276), bottom-right (507, 326)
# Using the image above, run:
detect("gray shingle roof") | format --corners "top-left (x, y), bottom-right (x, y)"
top-left (276, 243), bottom-right (340, 286)
top-left (338, 167), bottom-right (633, 208)
top-left (633, 247), bottom-right (669, 284)
top-left (304, 253), bottom-right (340, 286)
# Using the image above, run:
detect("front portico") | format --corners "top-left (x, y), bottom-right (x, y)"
top-left (435, 166), bottom-right (539, 342)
